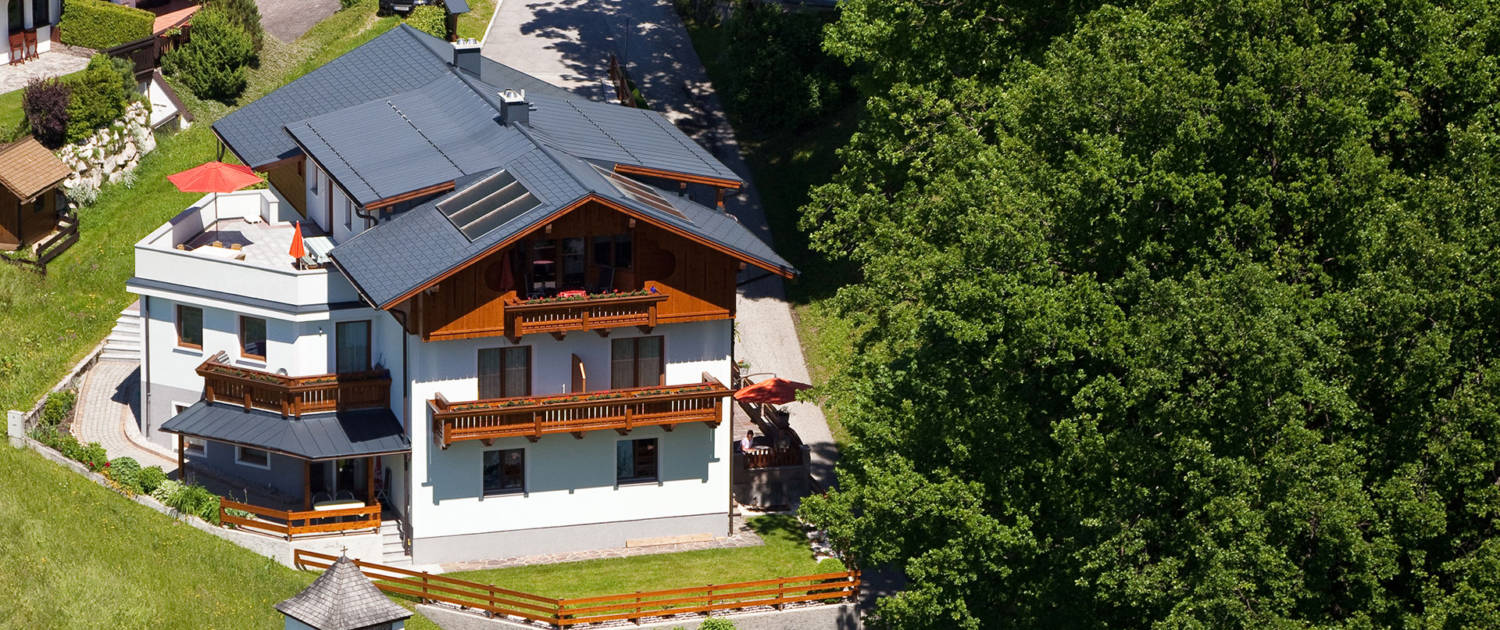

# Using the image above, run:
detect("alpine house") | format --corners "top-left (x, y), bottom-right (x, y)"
top-left (127, 25), bottom-right (795, 563)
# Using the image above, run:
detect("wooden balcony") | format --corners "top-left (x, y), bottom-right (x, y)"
top-left (504, 289), bottom-right (669, 340)
top-left (196, 352), bottom-right (390, 418)
top-left (220, 499), bottom-right (380, 540)
top-left (430, 373), bottom-right (731, 447)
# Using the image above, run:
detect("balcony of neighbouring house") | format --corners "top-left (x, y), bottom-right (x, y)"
top-left (429, 373), bottom-right (732, 447)
top-left (503, 288), bottom-right (669, 340)
top-left (130, 190), bottom-right (361, 310)
top-left (196, 352), bottom-right (390, 418)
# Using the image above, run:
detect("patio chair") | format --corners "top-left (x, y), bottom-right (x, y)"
top-left (311, 491), bottom-right (332, 505)
top-left (23, 30), bottom-right (37, 61)
top-left (7, 33), bottom-right (23, 65)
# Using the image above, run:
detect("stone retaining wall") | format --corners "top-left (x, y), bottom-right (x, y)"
top-left (58, 100), bottom-right (156, 205)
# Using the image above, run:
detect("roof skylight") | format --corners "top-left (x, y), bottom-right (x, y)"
top-left (590, 163), bottom-right (687, 220)
top-left (437, 170), bottom-right (541, 241)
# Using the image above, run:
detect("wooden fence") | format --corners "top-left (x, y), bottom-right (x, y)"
top-left (221, 499), bottom-right (381, 540)
top-left (2, 212), bottom-right (79, 277)
top-left (293, 549), bottom-right (859, 627)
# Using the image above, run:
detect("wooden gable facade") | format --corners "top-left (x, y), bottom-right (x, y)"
top-left (394, 198), bottom-right (743, 342)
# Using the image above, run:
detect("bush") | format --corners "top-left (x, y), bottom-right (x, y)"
top-left (63, 56), bottom-right (128, 144)
top-left (406, 5), bottom-right (447, 39)
top-left (101, 54), bottom-right (139, 100)
top-left (107, 457), bottom-right (143, 493)
top-left (205, 0), bottom-right (264, 55)
top-left (59, 0), bottom-right (155, 50)
top-left (340, 0), bottom-right (360, 8)
top-left (699, 619), bottom-right (737, 630)
top-left (714, 3), bottom-right (849, 134)
top-left (21, 78), bottom-right (72, 149)
top-left (138, 465), bottom-right (168, 494)
top-left (77, 442), bottom-right (109, 472)
top-left (163, 6), bottom-right (254, 102)
top-left (40, 390), bottom-right (77, 428)
top-left (150, 479), bottom-right (183, 503)
top-left (164, 483), bottom-right (221, 525)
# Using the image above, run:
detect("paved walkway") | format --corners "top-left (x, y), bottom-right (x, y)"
top-left (482, 0), bottom-right (840, 491)
top-left (71, 358), bottom-right (177, 473)
top-left (0, 48), bottom-right (89, 95)
top-left (439, 514), bottom-right (763, 572)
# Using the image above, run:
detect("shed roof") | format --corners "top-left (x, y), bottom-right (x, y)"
top-left (159, 402), bottom-right (411, 461)
top-left (276, 555), bottom-right (412, 630)
top-left (0, 137), bottom-right (70, 200)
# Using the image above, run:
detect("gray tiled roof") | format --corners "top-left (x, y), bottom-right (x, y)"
top-left (276, 555), bottom-right (411, 630)
top-left (160, 401), bottom-right (411, 461)
top-left (526, 94), bottom-right (742, 184)
top-left (214, 25), bottom-right (566, 168)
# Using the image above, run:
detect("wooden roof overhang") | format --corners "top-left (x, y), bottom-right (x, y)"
top-left (611, 164), bottom-right (743, 190)
top-left (373, 193), bottom-right (795, 310)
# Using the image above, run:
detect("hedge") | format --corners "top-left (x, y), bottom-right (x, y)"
top-left (406, 5), bottom-right (447, 39)
top-left (59, 0), bottom-right (155, 51)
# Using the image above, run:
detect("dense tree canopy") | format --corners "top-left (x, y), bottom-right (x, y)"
top-left (799, 0), bottom-right (1500, 627)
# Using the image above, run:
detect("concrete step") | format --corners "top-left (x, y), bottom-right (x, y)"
top-left (99, 352), bottom-right (139, 362)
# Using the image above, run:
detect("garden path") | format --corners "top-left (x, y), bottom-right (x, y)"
top-left (0, 48), bottom-right (89, 95)
top-left (71, 358), bottom-right (177, 473)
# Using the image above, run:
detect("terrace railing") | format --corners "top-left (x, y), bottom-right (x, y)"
top-left (220, 499), bottom-right (380, 540)
top-left (197, 353), bottom-right (390, 418)
top-left (292, 549), bottom-right (860, 628)
top-left (504, 289), bottom-right (668, 339)
top-left (430, 373), bottom-right (731, 447)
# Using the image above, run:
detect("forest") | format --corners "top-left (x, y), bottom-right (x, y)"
top-left (798, 0), bottom-right (1500, 627)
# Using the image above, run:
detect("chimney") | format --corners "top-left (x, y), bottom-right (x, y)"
top-left (499, 89), bottom-right (529, 126)
top-left (452, 38), bottom-right (482, 76)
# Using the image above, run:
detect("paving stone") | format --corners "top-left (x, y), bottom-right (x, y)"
top-left (71, 359), bottom-right (177, 472)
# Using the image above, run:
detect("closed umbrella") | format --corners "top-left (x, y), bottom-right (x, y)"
top-left (166, 161), bottom-right (263, 240)
top-left (733, 377), bottom-right (812, 405)
top-left (289, 221), bottom-right (305, 265)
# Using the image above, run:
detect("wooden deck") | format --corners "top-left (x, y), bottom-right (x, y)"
top-left (196, 353), bottom-right (390, 418)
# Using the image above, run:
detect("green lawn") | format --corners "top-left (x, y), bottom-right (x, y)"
top-left (0, 1), bottom-right (399, 417)
top-left (0, 445), bottom-right (439, 629)
top-left (683, 20), bottom-right (861, 445)
top-left (445, 515), bottom-right (842, 598)
top-left (0, 69), bottom-right (85, 142)
top-left (454, 0), bottom-right (497, 41)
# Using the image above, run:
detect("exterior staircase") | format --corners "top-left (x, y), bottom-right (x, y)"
top-left (100, 302), bottom-right (142, 362)
top-left (380, 519), bottom-right (412, 567)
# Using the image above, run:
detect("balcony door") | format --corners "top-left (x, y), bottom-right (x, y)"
top-left (335, 320), bottom-right (370, 374)
top-left (478, 346), bottom-right (530, 399)
top-left (611, 336), bottom-right (663, 389)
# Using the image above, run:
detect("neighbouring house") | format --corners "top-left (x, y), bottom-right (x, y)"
top-left (0, 136), bottom-right (70, 250)
top-left (130, 25), bottom-right (796, 564)
top-left (3, 0), bottom-right (60, 64)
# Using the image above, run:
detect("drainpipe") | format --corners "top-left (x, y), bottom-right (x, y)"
top-left (142, 296), bottom-right (151, 437)
top-left (728, 318), bottom-right (735, 538)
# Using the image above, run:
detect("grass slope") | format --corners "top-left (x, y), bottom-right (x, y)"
top-left (0, 445), bottom-right (440, 629)
top-left (454, 0), bottom-right (497, 41)
top-left (0, 2), bottom-right (399, 416)
top-left (446, 515), bottom-right (841, 597)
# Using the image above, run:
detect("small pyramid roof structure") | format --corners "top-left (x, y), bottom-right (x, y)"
top-left (275, 555), bottom-right (411, 630)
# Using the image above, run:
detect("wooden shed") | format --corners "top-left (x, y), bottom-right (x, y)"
top-left (0, 136), bottom-right (69, 251)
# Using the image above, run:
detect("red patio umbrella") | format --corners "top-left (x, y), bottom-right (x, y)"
top-left (733, 377), bottom-right (812, 405)
top-left (167, 161), bottom-right (263, 239)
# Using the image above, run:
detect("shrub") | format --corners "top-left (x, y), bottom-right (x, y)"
top-left (108, 457), bottom-right (143, 493)
top-left (699, 619), bottom-right (737, 630)
top-left (21, 78), bottom-right (72, 148)
top-left (162, 6), bottom-right (253, 102)
top-left (137, 466), bottom-right (168, 494)
top-left (406, 5), bottom-right (447, 39)
top-left (150, 479), bottom-right (183, 503)
top-left (40, 390), bottom-right (77, 428)
top-left (59, 0), bottom-right (155, 50)
top-left (101, 54), bottom-right (139, 100)
top-left (165, 483), bottom-right (221, 525)
top-left (77, 442), bottom-right (109, 472)
top-left (340, 0), bottom-right (360, 8)
top-left (63, 56), bottom-right (128, 144)
top-left (205, 0), bottom-right (264, 55)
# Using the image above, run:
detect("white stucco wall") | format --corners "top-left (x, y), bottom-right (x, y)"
top-left (306, 163), bottom-right (370, 245)
top-left (406, 320), bottom-right (733, 539)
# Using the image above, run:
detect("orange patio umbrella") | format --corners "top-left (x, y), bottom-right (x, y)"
top-left (733, 377), bottom-right (812, 405)
top-left (288, 221), bottom-right (305, 260)
top-left (167, 161), bottom-right (263, 239)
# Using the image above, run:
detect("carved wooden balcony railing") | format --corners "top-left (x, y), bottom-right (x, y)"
top-left (430, 373), bottom-right (731, 447)
top-left (504, 289), bottom-right (669, 340)
top-left (197, 352), bottom-right (390, 418)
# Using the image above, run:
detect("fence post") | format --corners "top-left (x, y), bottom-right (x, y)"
top-left (422, 572), bottom-right (431, 604)
top-left (633, 590), bottom-right (643, 625)
top-left (775, 577), bottom-right (786, 610)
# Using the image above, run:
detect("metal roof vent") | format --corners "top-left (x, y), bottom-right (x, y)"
top-left (499, 89), bottom-right (529, 126)
top-left (452, 38), bottom-right (482, 76)
top-left (437, 169), bottom-right (541, 241)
